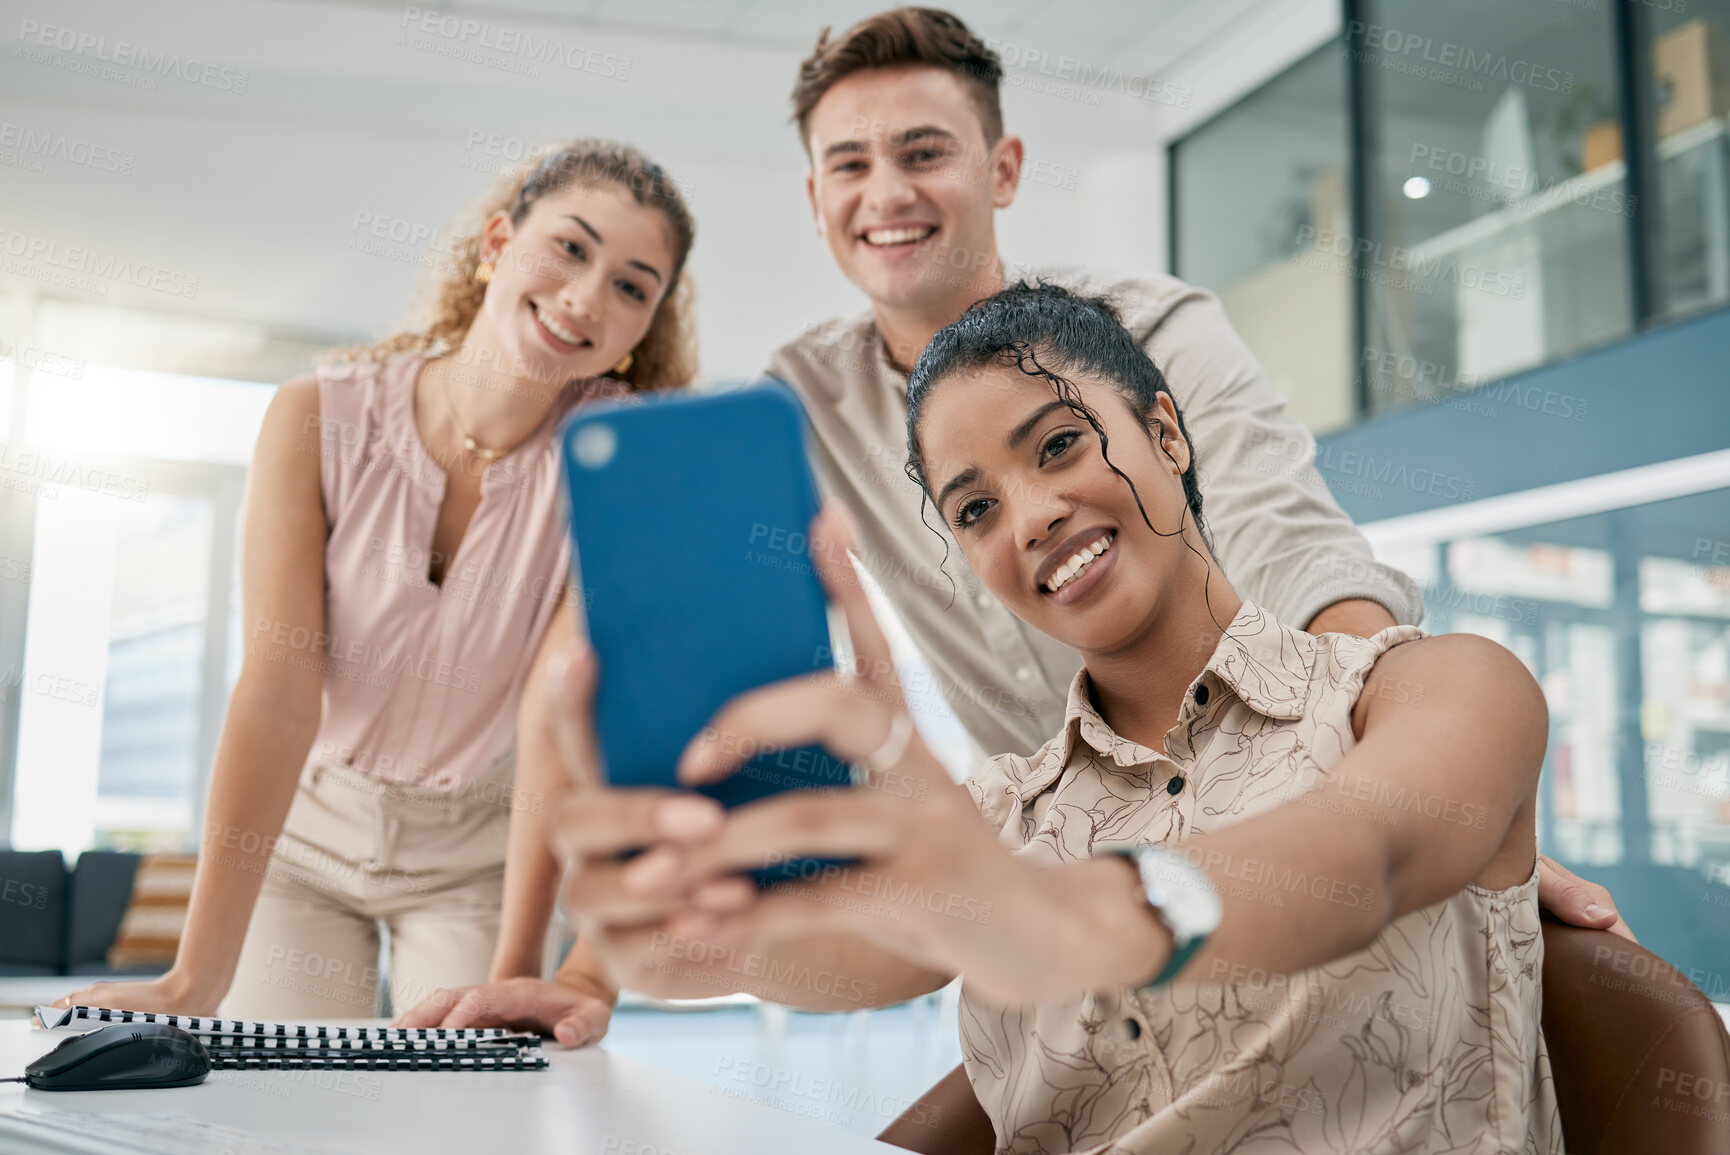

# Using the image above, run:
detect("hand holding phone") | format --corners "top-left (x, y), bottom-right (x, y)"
top-left (560, 383), bottom-right (860, 882)
top-left (548, 504), bottom-right (994, 1007)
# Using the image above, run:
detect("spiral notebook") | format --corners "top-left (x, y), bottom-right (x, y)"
top-left (34, 1005), bottom-right (550, 1071)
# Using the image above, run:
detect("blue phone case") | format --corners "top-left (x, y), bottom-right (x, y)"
top-left (560, 382), bottom-right (855, 886)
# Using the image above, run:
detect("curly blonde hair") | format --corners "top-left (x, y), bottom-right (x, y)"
top-left (342, 140), bottom-right (697, 391)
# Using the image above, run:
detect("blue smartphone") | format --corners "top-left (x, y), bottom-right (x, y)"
top-left (560, 382), bottom-right (856, 885)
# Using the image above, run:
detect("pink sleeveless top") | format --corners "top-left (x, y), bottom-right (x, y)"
top-left (307, 356), bottom-right (626, 787)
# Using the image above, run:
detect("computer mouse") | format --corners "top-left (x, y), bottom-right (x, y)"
top-left (25, 1023), bottom-right (211, 1091)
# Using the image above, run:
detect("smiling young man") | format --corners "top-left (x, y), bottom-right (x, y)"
top-left (764, 8), bottom-right (1415, 758)
top-left (399, 5), bottom-right (1631, 1043)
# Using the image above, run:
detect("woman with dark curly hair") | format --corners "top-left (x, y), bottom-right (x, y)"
top-left (552, 282), bottom-right (1562, 1154)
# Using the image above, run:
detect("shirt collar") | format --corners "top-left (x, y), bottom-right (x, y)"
top-left (1029, 602), bottom-right (1317, 780)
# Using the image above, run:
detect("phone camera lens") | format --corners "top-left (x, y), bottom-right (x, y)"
top-left (573, 424), bottom-right (617, 469)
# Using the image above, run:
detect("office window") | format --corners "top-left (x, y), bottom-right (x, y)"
top-left (1172, 45), bottom-right (1355, 434)
top-left (1644, 4), bottom-right (1730, 319)
top-left (0, 294), bottom-right (16, 442)
top-left (7, 365), bottom-right (264, 852)
top-left (93, 496), bottom-right (216, 848)
top-left (0, 360), bottom-right (12, 443)
top-left (1380, 485), bottom-right (1730, 998)
top-left (27, 365), bottom-right (273, 466)
top-left (1353, 0), bottom-right (1634, 411)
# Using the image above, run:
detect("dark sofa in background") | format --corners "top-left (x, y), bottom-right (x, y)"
top-left (0, 849), bottom-right (156, 977)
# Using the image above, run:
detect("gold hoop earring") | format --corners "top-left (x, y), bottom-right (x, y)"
top-left (612, 351), bottom-right (634, 376)
top-left (474, 261), bottom-right (494, 285)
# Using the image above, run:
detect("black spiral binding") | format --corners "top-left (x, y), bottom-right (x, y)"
top-left (47, 1006), bottom-right (549, 1071)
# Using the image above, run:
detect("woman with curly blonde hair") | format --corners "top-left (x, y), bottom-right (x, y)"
top-left (61, 139), bottom-right (698, 1020)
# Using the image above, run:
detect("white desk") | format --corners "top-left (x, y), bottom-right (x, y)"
top-left (0, 1021), bottom-right (898, 1154)
top-left (0, 979), bottom-right (87, 1015)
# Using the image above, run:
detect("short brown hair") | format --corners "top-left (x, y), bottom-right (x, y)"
top-left (791, 8), bottom-right (1003, 152)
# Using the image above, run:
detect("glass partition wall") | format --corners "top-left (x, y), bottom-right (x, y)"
top-left (1354, 0), bottom-right (1635, 411)
top-left (1172, 47), bottom-right (1355, 434)
top-left (1647, 0), bottom-right (1730, 321)
top-left (1371, 481), bottom-right (1730, 996)
top-left (1173, 0), bottom-right (1730, 426)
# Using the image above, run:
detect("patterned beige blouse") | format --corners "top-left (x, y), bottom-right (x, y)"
top-left (960, 603), bottom-right (1563, 1155)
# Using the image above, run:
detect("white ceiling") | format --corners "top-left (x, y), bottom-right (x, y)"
top-left (297, 0), bottom-right (1267, 83)
top-left (1, 0), bottom-right (1292, 170)
top-left (0, 0), bottom-right (1317, 379)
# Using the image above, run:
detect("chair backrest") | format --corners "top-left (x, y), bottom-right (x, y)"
top-left (64, 850), bottom-right (141, 973)
top-left (1541, 917), bottom-right (1730, 1154)
top-left (876, 1062), bottom-right (992, 1155)
top-left (0, 849), bottom-right (68, 975)
top-left (879, 922), bottom-right (1730, 1155)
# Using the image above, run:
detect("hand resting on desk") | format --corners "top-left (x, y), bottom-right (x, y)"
top-left (52, 973), bottom-right (217, 1017)
top-left (395, 972), bottom-right (615, 1047)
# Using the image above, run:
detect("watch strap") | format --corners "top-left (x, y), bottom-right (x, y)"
top-left (1145, 930), bottom-right (1206, 989)
top-left (1109, 847), bottom-right (1214, 992)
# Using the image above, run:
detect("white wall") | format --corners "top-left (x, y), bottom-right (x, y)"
top-left (0, 0), bottom-right (1267, 384)
top-left (0, 0), bottom-right (1340, 847)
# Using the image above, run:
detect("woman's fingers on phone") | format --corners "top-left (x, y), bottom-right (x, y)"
top-left (676, 880), bottom-right (937, 968)
top-left (551, 788), bottom-right (722, 858)
top-left (809, 506), bottom-right (898, 690)
top-left (688, 874), bottom-right (758, 913)
top-left (547, 641), bottom-right (604, 789)
top-left (670, 789), bottom-right (902, 882)
top-left (561, 854), bottom-right (704, 926)
top-left (666, 889), bottom-right (844, 955)
top-left (676, 675), bottom-right (886, 786)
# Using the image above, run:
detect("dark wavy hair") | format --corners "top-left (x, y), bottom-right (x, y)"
top-left (904, 280), bottom-right (1208, 554)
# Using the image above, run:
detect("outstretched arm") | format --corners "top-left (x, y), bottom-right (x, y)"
top-left (1168, 632), bottom-right (1543, 983)
top-left (60, 376), bottom-right (329, 1014)
top-left (643, 627), bottom-right (1547, 1004)
top-left (1303, 600), bottom-right (1634, 941)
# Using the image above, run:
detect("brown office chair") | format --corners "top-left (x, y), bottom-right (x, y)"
top-left (876, 1062), bottom-right (992, 1155)
top-left (1539, 915), bottom-right (1730, 1154)
top-left (877, 921), bottom-right (1730, 1155)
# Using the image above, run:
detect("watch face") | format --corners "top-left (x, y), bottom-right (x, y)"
top-left (1136, 848), bottom-right (1223, 945)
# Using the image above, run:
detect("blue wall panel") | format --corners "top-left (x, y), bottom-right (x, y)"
top-left (1316, 307), bottom-right (1730, 522)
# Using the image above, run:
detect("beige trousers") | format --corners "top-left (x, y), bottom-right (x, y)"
top-left (220, 753), bottom-right (515, 1020)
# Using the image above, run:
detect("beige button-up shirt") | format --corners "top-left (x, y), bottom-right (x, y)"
top-left (763, 268), bottom-right (1424, 758)
top-left (959, 603), bottom-right (1561, 1155)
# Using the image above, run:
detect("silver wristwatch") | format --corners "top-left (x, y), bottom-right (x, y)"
top-left (1114, 845), bottom-right (1222, 989)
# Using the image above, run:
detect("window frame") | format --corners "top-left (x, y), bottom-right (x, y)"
top-left (1167, 0), bottom-right (1699, 423)
top-left (0, 404), bottom-right (247, 850)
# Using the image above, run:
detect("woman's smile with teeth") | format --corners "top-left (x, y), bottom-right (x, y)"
top-left (534, 305), bottom-right (586, 346)
top-left (864, 226), bottom-right (936, 246)
top-left (1044, 533), bottom-right (1114, 593)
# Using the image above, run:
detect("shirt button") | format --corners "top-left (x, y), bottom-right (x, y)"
top-left (974, 591), bottom-right (992, 610)
top-left (1194, 683), bottom-right (1210, 706)
top-left (1015, 666), bottom-right (1034, 682)
top-left (1166, 776), bottom-right (1184, 796)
